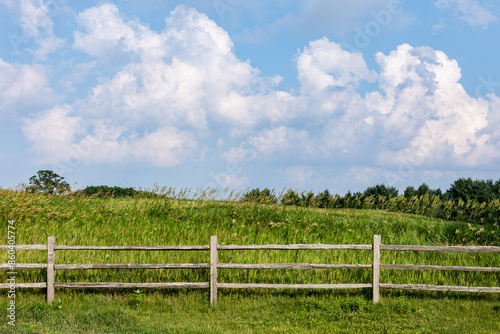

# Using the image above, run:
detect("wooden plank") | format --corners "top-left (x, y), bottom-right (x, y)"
top-left (210, 235), bottom-right (218, 306)
top-left (217, 263), bottom-right (371, 270)
top-left (55, 245), bottom-right (209, 251)
top-left (55, 263), bottom-right (210, 270)
top-left (380, 283), bottom-right (500, 293)
top-left (0, 245), bottom-right (46, 250)
top-left (381, 264), bottom-right (500, 272)
top-left (53, 282), bottom-right (209, 289)
top-left (373, 235), bottom-right (381, 304)
top-left (0, 263), bottom-right (47, 270)
top-left (217, 283), bottom-right (372, 289)
top-left (218, 244), bottom-right (372, 250)
top-left (0, 283), bottom-right (47, 288)
top-left (47, 236), bottom-right (55, 305)
top-left (381, 245), bottom-right (500, 253)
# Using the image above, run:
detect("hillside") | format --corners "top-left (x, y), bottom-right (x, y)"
top-left (0, 189), bottom-right (499, 333)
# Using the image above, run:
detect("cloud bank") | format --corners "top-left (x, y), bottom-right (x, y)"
top-left (4, 3), bottom-right (498, 188)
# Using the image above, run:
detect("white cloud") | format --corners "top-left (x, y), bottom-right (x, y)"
top-left (22, 105), bottom-right (82, 163)
top-left (368, 44), bottom-right (495, 165)
top-left (435, 0), bottom-right (496, 28)
top-left (25, 4), bottom-right (286, 167)
top-left (297, 37), bottom-right (375, 95)
top-left (20, 4), bottom-right (500, 177)
top-left (0, 58), bottom-right (55, 120)
top-left (1, 0), bottom-right (66, 59)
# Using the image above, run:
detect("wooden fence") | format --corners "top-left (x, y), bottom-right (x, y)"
top-left (1, 235), bottom-right (499, 306)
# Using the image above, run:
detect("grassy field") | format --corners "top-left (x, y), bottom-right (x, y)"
top-left (0, 189), bottom-right (499, 333)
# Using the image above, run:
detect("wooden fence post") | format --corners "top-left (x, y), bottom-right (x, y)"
top-left (210, 235), bottom-right (218, 306)
top-left (47, 236), bottom-right (55, 305)
top-left (373, 234), bottom-right (381, 304)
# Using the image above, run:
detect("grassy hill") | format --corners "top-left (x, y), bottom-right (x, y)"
top-left (0, 189), bottom-right (499, 333)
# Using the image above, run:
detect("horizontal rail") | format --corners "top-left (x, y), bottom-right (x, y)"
top-left (55, 245), bottom-right (209, 251)
top-left (381, 245), bottom-right (500, 253)
top-left (0, 245), bottom-right (46, 250)
top-left (55, 263), bottom-right (210, 270)
top-left (218, 263), bottom-right (371, 270)
top-left (0, 283), bottom-right (47, 288)
top-left (379, 283), bottom-right (500, 293)
top-left (218, 283), bottom-right (372, 289)
top-left (381, 264), bottom-right (500, 272)
top-left (218, 244), bottom-right (372, 250)
top-left (53, 282), bottom-right (209, 289)
top-left (0, 263), bottom-right (47, 270)
top-left (2, 235), bottom-right (499, 307)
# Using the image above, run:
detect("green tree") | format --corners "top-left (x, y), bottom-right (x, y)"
top-left (363, 184), bottom-right (399, 199)
top-left (404, 186), bottom-right (417, 198)
top-left (28, 170), bottom-right (70, 195)
top-left (446, 178), bottom-right (495, 203)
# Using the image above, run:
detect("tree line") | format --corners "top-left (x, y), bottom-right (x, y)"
top-left (241, 178), bottom-right (500, 226)
top-left (25, 170), bottom-right (500, 225)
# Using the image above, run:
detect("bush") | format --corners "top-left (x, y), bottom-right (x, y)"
top-left (241, 188), bottom-right (277, 204)
top-left (82, 185), bottom-right (139, 198)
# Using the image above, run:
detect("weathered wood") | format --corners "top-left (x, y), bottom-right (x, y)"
top-left (381, 264), bottom-right (500, 272)
top-left (55, 263), bottom-right (210, 270)
top-left (381, 245), bottom-right (500, 253)
top-left (379, 283), bottom-right (500, 293)
top-left (0, 263), bottom-right (47, 270)
top-left (373, 235), bottom-right (381, 304)
top-left (217, 283), bottom-right (372, 289)
top-left (55, 245), bottom-right (209, 251)
top-left (210, 235), bottom-right (218, 306)
top-left (0, 245), bottom-right (46, 250)
top-left (53, 282), bottom-right (209, 289)
top-left (218, 244), bottom-right (372, 250)
top-left (217, 263), bottom-right (371, 270)
top-left (0, 283), bottom-right (47, 288)
top-left (47, 236), bottom-right (55, 305)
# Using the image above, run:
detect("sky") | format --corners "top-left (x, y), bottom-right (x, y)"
top-left (1, 0), bottom-right (499, 195)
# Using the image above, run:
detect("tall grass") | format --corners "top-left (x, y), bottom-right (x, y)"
top-left (0, 188), bottom-right (499, 294)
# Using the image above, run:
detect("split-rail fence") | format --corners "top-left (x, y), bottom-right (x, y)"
top-left (1, 235), bottom-right (499, 306)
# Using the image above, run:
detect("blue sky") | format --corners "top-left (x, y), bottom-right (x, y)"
top-left (1, 0), bottom-right (500, 195)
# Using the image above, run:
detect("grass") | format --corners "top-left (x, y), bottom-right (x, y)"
top-left (0, 188), bottom-right (499, 333)
top-left (0, 290), bottom-right (499, 333)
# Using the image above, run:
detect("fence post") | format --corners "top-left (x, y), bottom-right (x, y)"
top-left (373, 234), bottom-right (381, 304)
top-left (210, 235), bottom-right (218, 306)
top-left (47, 235), bottom-right (55, 305)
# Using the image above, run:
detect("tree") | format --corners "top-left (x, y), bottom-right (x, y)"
top-left (404, 186), bottom-right (417, 198)
top-left (446, 178), bottom-right (495, 203)
top-left (241, 188), bottom-right (277, 204)
top-left (28, 170), bottom-right (70, 195)
top-left (363, 184), bottom-right (399, 199)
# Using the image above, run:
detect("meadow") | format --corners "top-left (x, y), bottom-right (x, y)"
top-left (0, 188), bottom-right (499, 333)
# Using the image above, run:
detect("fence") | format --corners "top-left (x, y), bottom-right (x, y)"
top-left (1, 235), bottom-right (499, 306)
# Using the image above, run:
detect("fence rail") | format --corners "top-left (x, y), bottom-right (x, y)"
top-left (1, 235), bottom-right (499, 306)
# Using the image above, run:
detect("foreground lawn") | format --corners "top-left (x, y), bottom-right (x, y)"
top-left (0, 290), bottom-right (499, 333)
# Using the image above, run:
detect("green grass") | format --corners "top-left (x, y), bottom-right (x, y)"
top-left (0, 189), bottom-right (499, 333)
top-left (0, 290), bottom-right (499, 333)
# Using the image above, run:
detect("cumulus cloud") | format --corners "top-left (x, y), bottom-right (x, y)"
top-left (368, 44), bottom-right (495, 165)
top-left (0, 58), bottom-right (55, 120)
top-left (20, 4), bottom-right (500, 177)
top-left (297, 37), bottom-right (376, 95)
top-left (22, 105), bottom-right (82, 163)
top-left (24, 4), bottom-right (286, 167)
top-left (435, 0), bottom-right (497, 28)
